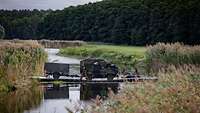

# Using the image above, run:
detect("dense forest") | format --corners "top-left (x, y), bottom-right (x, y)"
top-left (0, 9), bottom-right (51, 39)
top-left (0, 0), bottom-right (200, 45)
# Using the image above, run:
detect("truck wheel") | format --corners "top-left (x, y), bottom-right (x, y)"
top-left (107, 75), bottom-right (114, 81)
top-left (53, 72), bottom-right (60, 80)
top-left (86, 74), bottom-right (92, 81)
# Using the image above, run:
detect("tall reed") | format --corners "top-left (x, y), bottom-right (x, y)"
top-left (0, 40), bottom-right (47, 91)
top-left (85, 43), bottom-right (200, 113)
top-left (89, 65), bottom-right (200, 113)
top-left (38, 39), bottom-right (86, 48)
top-left (145, 43), bottom-right (200, 74)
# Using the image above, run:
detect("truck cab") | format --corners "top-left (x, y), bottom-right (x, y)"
top-left (80, 58), bottom-right (119, 81)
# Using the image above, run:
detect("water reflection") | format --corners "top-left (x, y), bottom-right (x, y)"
top-left (44, 84), bottom-right (69, 99)
top-left (80, 83), bottom-right (119, 100)
top-left (0, 85), bottom-right (43, 113)
top-left (43, 83), bottom-right (119, 101)
top-left (0, 83), bottom-right (120, 113)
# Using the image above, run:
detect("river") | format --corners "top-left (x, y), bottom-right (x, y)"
top-left (45, 48), bottom-right (80, 64)
top-left (0, 49), bottom-right (121, 113)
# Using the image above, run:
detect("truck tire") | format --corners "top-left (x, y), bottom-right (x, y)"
top-left (53, 72), bottom-right (60, 80)
top-left (107, 74), bottom-right (114, 81)
top-left (86, 74), bottom-right (92, 81)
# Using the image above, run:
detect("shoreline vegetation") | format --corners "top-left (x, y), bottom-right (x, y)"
top-left (89, 43), bottom-right (200, 113)
top-left (60, 42), bottom-right (200, 113)
top-left (146, 43), bottom-right (200, 74)
top-left (59, 43), bottom-right (146, 73)
top-left (88, 65), bottom-right (200, 113)
top-left (0, 39), bottom-right (199, 113)
top-left (59, 42), bottom-right (200, 75)
top-left (38, 40), bottom-right (86, 48)
top-left (0, 0), bottom-right (199, 112)
top-left (2, 39), bottom-right (86, 48)
top-left (0, 40), bottom-right (47, 92)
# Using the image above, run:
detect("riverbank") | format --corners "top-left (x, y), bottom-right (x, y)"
top-left (84, 43), bottom-right (200, 113)
top-left (38, 40), bottom-right (86, 48)
top-left (59, 44), bottom-right (146, 71)
top-left (88, 65), bottom-right (200, 113)
top-left (0, 40), bottom-right (47, 92)
top-left (1, 39), bottom-right (86, 48)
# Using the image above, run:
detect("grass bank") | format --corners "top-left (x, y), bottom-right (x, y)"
top-left (59, 44), bottom-right (146, 70)
top-left (80, 43), bottom-right (200, 113)
top-left (0, 40), bottom-right (47, 92)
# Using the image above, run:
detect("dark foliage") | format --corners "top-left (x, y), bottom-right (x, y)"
top-left (0, 9), bottom-right (51, 39)
top-left (0, 0), bottom-right (200, 45)
top-left (0, 25), bottom-right (5, 39)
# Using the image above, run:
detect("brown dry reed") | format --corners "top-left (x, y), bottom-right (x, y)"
top-left (0, 40), bottom-right (47, 91)
top-left (89, 65), bottom-right (200, 113)
top-left (86, 43), bottom-right (200, 113)
top-left (145, 43), bottom-right (200, 74)
top-left (38, 39), bottom-right (86, 48)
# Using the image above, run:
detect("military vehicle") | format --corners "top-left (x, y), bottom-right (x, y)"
top-left (44, 58), bottom-right (118, 80)
top-left (44, 63), bottom-right (69, 79)
top-left (80, 58), bottom-right (119, 81)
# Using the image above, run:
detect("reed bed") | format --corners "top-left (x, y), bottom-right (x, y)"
top-left (88, 65), bottom-right (200, 113)
top-left (82, 43), bottom-right (200, 113)
top-left (0, 40), bottom-right (47, 91)
top-left (38, 39), bottom-right (86, 48)
top-left (145, 43), bottom-right (200, 74)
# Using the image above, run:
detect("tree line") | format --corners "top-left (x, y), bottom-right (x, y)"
top-left (0, 9), bottom-right (51, 39)
top-left (0, 0), bottom-right (200, 45)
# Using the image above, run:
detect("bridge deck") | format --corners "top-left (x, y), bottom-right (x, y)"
top-left (32, 76), bottom-right (158, 83)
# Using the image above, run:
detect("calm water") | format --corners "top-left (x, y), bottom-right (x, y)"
top-left (0, 83), bottom-right (121, 113)
top-left (29, 83), bottom-right (120, 113)
top-left (45, 48), bottom-right (81, 75)
top-left (0, 48), bottom-right (122, 113)
top-left (45, 48), bottom-right (80, 64)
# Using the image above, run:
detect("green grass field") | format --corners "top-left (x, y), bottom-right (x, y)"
top-left (82, 44), bottom-right (146, 57)
top-left (60, 44), bottom-right (146, 58)
top-left (59, 43), bottom-right (146, 69)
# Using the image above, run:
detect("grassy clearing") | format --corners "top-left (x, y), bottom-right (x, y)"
top-left (87, 65), bottom-right (200, 113)
top-left (82, 44), bottom-right (146, 57)
top-left (60, 44), bottom-right (146, 58)
top-left (0, 40), bottom-right (47, 92)
top-left (60, 44), bottom-right (146, 70)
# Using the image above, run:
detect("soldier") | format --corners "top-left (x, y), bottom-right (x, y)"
top-left (106, 63), bottom-right (118, 80)
top-left (92, 62), bottom-right (102, 78)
